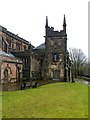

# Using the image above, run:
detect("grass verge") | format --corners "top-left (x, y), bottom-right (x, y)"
top-left (2, 82), bottom-right (88, 118)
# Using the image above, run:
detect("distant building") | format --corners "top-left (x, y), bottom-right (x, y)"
top-left (0, 15), bottom-right (71, 90)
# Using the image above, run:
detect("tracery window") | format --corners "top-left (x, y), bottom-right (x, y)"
top-left (16, 42), bottom-right (20, 51)
top-left (7, 39), bottom-right (11, 47)
top-left (0, 35), bottom-right (8, 52)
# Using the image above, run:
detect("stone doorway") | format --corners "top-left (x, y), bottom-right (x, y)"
top-left (53, 70), bottom-right (60, 80)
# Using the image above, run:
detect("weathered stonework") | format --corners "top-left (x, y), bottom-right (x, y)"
top-left (0, 15), bottom-right (71, 91)
top-left (34, 15), bottom-right (71, 81)
top-left (0, 52), bottom-right (23, 90)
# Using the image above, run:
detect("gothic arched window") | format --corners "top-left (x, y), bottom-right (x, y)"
top-left (4, 64), bottom-right (12, 81)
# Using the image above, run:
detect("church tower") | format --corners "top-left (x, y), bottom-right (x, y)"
top-left (45, 15), bottom-right (67, 81)
top-left (63, 14), bottom-right (66, 33)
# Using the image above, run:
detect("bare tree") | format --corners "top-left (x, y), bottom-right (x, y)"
top-left (69, 48), bottom-right (87, 78)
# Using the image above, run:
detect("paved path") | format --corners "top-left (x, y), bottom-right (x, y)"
top-left (75, 79), bottom-right (90, 86)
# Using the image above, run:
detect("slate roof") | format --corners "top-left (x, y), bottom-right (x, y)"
top-left (35, 43), bottom-right (45, 49)
top-left (0, 50), bottom-right (15, 57)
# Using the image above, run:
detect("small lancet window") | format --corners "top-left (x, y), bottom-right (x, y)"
top-left (54, 54), bottom-right (57, 61)
top-left (52, 53), bottom-right (59, 62)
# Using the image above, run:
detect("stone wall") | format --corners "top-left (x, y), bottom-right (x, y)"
top-left (1, 62), bottom-right (16, 82)
top-left (45, 36), bottom-right (66, 81)
top-left (2, 82), bottom-right (21, 91)
top-left (0, 27), bottom-right (29, 53)
top-left (1, 56), bottom-right (23, 84)
top-left (30, 56), bottom-right (40, 79)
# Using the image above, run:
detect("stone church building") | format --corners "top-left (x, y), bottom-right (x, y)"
top-left (0, 15), bottom-right (71, 90)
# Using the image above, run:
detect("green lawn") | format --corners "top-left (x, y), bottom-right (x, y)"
top-left (2, 82), bottom-right (88, 118)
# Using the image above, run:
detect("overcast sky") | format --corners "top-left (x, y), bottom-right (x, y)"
top-left (0, 0), bottom-right (88, 58)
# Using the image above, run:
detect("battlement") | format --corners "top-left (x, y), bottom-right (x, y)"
top-left (46, 26), bottom-right (66, 37)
